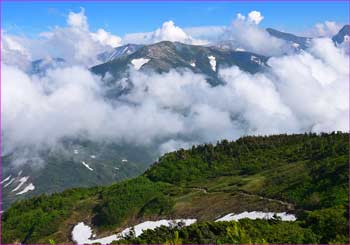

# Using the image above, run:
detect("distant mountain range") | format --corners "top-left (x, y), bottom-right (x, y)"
top-left (266, 28), bottom-right (311, 50)
top-left (91, 41), bottom-right (267, 86)
top-left (266, 25), bottom-right (349, 49)
top-left (29, 25), bottom-right (349, 78)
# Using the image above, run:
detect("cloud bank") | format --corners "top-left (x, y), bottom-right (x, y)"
top-left (2, 36), bottom-right (348, 156)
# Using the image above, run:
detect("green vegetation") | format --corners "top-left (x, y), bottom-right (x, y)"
top-left (93, 177), bottom-right (173, 228)
top-left (2, 187), bottom-right (100, 243)
top-left (115, 219), bottom-right (319, 244)
top-left (2, 132), bottom-right (348, 244)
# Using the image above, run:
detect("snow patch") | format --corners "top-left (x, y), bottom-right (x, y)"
top-left (208, 55), bottom-right (216, 71)
top-left (81, 161), bottom-right (94, 171)
top-left (122, 219), bottom-right (197, 237)
top-left (72, 222), bottom-right (93, 244)
top-left (71, 219), bottom-right (196, 244)
top-left (131, 58), bottom-right (150, 70)
top-left (215, 211), bottom-right (296, 222)
top-left (11, 176), bottom-right (29, 192)
top-left (250, 55), bottom-right (262, 65)
top-left (16, 183), bottom-right (35, 195)
top-left (292, 43), bottom-right (300, 48)
top-left (4, 178), bottom-right (15, 188)
top-left (1, 175), bottom-right (11, 184)
top-left (235, 48), bottom-right (245, 52)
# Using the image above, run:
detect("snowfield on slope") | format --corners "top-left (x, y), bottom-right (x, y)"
top-left (215, 211), bottom-right (296, 222)
top-left (72, 219), bottom-right (197, 244)
top-left (131, 58), bottom-right (150, 70)
top-left (208, 55), bottom-right (216, 71)
top-left (4, 178), bottom-right (15, 188)
top-left (1, 175), bottom-right (11, 184)
top-left (81, 161), bottom-right (94, 171)
top-left (16, 183), bottom-right (35, 195)
top-left (11, 176), bottom-right (29, 192)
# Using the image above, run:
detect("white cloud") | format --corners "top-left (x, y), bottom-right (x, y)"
top-left (247, 11), bottom-right (264, 25)
top-left (151, 21), bottom-right (190, 42)
top-left (123, 20), bottom-right (207, 45)
top-left (235, 11), bottom-right (264, 25)
top-left (236, 13), bottom-right (246, 21)
top-left (67, 8), bottom-right (89, 30)
top-left (266, 38), bottom-right (348, 132)
top-left (1, 34), bottom-right (31, 70)
top-left (220, 15), bottom-right (290, 56)
top-left (2, 8), bottom-right (121, 68)
top-left (91, 28), bottom-right (122, 47)
top-left (307, 21), bottom-right (342, 37)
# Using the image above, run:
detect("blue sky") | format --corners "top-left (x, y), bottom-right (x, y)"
top-left (3, 1), bottom-right (349, 37)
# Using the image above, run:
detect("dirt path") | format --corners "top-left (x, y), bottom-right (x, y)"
top-left (189, 187), bottom-right (208, 194)
top-left (236, 190), bottom-right (295, 210)
top-left (188, 186), bottom-right (294, 210)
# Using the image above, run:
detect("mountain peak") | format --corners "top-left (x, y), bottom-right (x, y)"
top-left (332, 24), bottom-right (350, 44)
top-left (266, 28), bottom-right (310, 49)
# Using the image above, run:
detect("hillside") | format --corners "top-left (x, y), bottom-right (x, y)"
top-left (2, 132), bottom-right (348, 244)
top-left (1, 140), bottom-right (158, 210)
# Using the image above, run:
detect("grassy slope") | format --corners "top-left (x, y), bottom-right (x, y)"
top-left (2, 132), bottom-right (348, 244)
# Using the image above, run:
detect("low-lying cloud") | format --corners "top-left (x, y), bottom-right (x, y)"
top-left (3, 37), bottom-right (348, 158)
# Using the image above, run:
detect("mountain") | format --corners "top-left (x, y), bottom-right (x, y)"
top-left (92, 41), bottom-right (268, 87)
top-left (2, 132), bottom-right (348, 244)
top-left (332, 25), bottom-right (350, 44)
top-left (267, 25), bottom-right (350, 49)
top-left (1, 140), bottom-right (158, 210)
top-left (266, 28), bottom-right (311, 50)
top-left (98, 44), bottom-right (144, 63)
